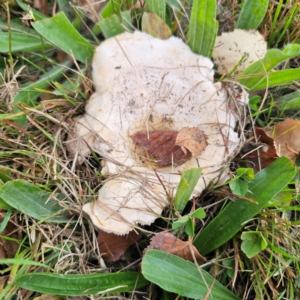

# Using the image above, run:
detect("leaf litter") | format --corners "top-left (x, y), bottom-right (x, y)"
top-left (144, 232), bottom-right (206, 262)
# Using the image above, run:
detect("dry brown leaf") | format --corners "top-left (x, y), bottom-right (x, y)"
top-left (97, 230), bottom-right (142, 262)
top-left (267, 119), bottom-right (300, 162)
top-left (33, 0), bottom-right (48, 16)
top-left (131, 130), bottom-right (192, 167)
top-left (175, 127), bottom-right (207, 157)
top-left (144, 232), bottom-right (206, 262)
top-left (241, 127), bottom-right (278, 173)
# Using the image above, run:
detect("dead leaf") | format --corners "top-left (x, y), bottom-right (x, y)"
top-left (142, 12), bottom-right (172, 39)
top-left (241, 128), bottom-right (278, 173)
top-left (267, 119), bottom-right (300, 162)
top-left (144, 232), bottom-right (206, 262)
top-left (131, 130), bottom-right (192, 167)
top-left (0, 217), bottom-right (21, 259)
top-left (33, 0), bottom-right (48, 16)
top-left (175, 127), bottom-right (207, 157)
top-left (97, 230), bottom-right (142, 262)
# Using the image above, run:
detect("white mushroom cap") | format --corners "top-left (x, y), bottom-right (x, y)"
top-left (68, 31), bottom-right (248, 234)
top-left (213, 29), bottom-right (267, 75)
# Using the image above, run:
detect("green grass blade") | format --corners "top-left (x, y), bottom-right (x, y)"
top-left (193, 156), bottom-right (296, 255)
top-left (142, 250), bottom-right (241, 299)
top-left (13, 61), bottom-right (72, 108)
top-left (145, 0), bottom-right (166, 21)
top-left (15, 0), bottom-right (46, 20)
top-left (92, 0), bottom-right (122, 35)
top-left (249, 69), bottom-right (300, 90)
top-left (0, 259), bottom-right (51, 269)
top-left (15, 272), bottom-right (148, 296)
top-left (276, 90), bottom-right (300, 111)
top-left (187, 0), bottom-right (218, 57)
top-left (31, 12), bottom-right (94, 63)
top-left (101, 0), bottom-right (121, 18)
top-left (0, 32), bottom-right (52, 53)
top-left (174, 168), bottom-right (202, 214)
top-left (0, 180), bottom-right (70, 223)
top-left (272, 2), bottom-right (300, 48)
top-left (238, 44), bottom-right (300, 90)
top-left (236, 0), bottom-right (269, 30)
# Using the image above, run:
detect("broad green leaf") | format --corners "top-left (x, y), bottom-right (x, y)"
top-left (99, 14), bottom-right (124, 38)
top-left (0, 197), bottom-right (12, 210)
top-left (32, 12), bottom-right (94, 63)
top-left (142, 250), bottom-right (241, 299)
top-left (248, 69), bottom-right (300, 90)
top-left (172, 216), bottom-right (190, 229)
top-left (238, 44), bottom-right (300, 90)
top-left (187, 0), bottom-right (218, 57)
top-left (101, 0), bottom-right (121, 18)
top-left (15, 272), bottom-right (148, 296)
top-left (222, 259), bottom-right (235, 278)
top-left (99, 11), bottom-right (132, 38)
top-left (191, 207), bottom-right (206, 219)
top-left (92, 0), bottom-right (122, 35)
top-left (193, 156), bottom-right (296, 255)
top-left (236, 0), bottom-right (269, 30)
top-left (0, 169), bottom-right (12, 183)
top-left (120, 10), bottom-right (132, 32)
top-left (166, 0), bottom-right (181, 13)
top-left (276, 90), bottom-right (300, 111)
top-left (229, 179), bottom-right (248, 196)
top-left (241, 231), bottom-right (268, 258)
top-left (0, 180), bottom-right (70, 223)
top-left (142, 12), bottom-right (171, 39)
top-left (236, 168), bottom-right (254, 180)
top-left (174, 168), bottom-right (202, 214)
top-left (145, 0), bottom-right (166, 21)
top-left (185, 218), bottom-right (195, 236)
top-left (0, 33), bottom-right (52, 53)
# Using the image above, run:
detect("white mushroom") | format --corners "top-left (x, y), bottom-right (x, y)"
top-left (67, 31), bottom-right (248, 235)
top-left (213, 29), bottom-right (267, 76)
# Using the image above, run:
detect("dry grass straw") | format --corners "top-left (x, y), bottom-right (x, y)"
top-left (0, 65), bottom-right (107, 276)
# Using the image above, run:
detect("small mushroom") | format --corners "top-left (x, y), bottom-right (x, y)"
top-left (213, 29), bottom-right (267, 75)
top-left (67, 31), bottom-right (248, 235)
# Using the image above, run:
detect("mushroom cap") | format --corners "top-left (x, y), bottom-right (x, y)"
top-left (213, 29), bottom-right (267, 76)
top-left (68, 31), bottom-right (248, 234)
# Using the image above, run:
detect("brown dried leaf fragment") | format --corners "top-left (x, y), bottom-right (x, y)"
top-left (267, 119), bottom-right (300, 162)
top-left (131, 130), bottom-right (192, 167)
top-left (175, 127), bottom-right (207, 157)
top-left (241, 128), bottom-right (278, 173)
top-left (144, 232), bottom-right (206, 262)
top-left (97, 230), bottom-right (142, 262)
